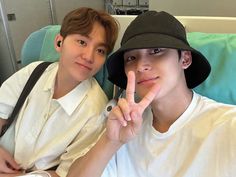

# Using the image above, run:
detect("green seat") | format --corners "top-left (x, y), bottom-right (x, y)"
top-left (20, 26), bottom-right (236, 104)
top-left (20, 25), bottom-right (114, 99)
top-left (188, 32), bottom-right (236, 105)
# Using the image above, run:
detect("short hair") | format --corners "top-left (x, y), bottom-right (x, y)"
top-left (60, 7), bottom-right (119, 54)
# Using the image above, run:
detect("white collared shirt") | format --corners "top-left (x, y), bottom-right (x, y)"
top-left (0, 61), bottom-right (108, 177)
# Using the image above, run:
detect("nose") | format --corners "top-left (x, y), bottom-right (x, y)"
top-left (81, 47), bottom-right (94, 63)
top-left (136, 58), bottom-right (151, 72)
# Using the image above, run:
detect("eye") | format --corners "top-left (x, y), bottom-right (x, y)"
top-left (149, 48), bottom-right (164, 55)
top-left (77, 40), bottom-right (87, 46)
top-left (97, 48), bottom-right (107, 56)
top-left (124, 56), bottom-right (136, 63)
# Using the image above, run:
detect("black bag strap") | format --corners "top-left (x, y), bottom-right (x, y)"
top-left (0, 62), bottom-right (52, 137)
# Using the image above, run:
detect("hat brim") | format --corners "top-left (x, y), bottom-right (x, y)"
top-left (107, 33), bottom-right (211, 89)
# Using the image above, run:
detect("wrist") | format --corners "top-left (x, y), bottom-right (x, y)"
top-left (103, 132), bottom-right (123, 150)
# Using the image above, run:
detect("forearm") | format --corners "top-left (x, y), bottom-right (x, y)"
top-left (67, 133), bottom-right (122, 177)
top-left (47, 170), bottom-right (60, 177)
top-left (0, 170), bottom-right (60, 177)
top-left (0, 173), bottom-right (21, 177)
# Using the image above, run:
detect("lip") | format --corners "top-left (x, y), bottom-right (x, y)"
top-left (75, 62), bottom-right (92, 70)
top-left (137, 76), bottom-right (159, 85)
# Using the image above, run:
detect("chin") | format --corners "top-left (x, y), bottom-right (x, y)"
top-left (136, 90), bottom-right (146, 99)
top-left (72, 71), bottom-right (91, 81)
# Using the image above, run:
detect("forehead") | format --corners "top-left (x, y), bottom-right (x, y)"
top-left (124, 48), bottom-right (154, 56)
top-left (124, 48), bottom-right (178, 55)
top-left (89, 22), bottom-right (106, 37)
top-left (88, 22), bottom-right (107, 47)
top-left (68, 23), bottom-right (107, 47)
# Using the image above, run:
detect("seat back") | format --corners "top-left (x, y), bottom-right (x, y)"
top-left (188, 32), bottom-right (236, 105)
top-left (20, 25), bottom-right (114, 99)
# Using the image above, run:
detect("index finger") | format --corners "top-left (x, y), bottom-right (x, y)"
top-left (1, 161), bottom-right (19, 173)
top-left (126, 71), bottom-right (135, 103)
top-left (4, 155), bottom-right (20, 171)
top-left (138, 83), bottom-right (160, 111)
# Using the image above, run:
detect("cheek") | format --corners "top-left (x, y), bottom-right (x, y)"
top-left (60, 47), bottom-right (76, 59)
top-left (124, 65), bottom-right (135, 75)
top-left (94, 57), bottom-right (106, 70)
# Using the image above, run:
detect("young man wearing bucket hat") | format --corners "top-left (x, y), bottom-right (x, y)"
top-left (67, 11), bottom-right (236, 177)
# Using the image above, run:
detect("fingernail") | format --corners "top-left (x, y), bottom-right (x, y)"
top-left (127, 116), bottom-right (131, 121)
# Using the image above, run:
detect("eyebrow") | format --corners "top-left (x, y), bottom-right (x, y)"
top-left (85, 34), bottom-right (108, 49)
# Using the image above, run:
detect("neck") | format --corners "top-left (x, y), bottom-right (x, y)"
top-left (151, 89), bottom-right (193, 133)
top-left (53, 69), bottom-right (80, 99)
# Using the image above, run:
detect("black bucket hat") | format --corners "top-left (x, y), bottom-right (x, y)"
top-left (107, 11), bottom-right (211, 89)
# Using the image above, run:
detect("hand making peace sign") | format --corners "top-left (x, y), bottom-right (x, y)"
top-left (106, 71), bottom-right (160, 144)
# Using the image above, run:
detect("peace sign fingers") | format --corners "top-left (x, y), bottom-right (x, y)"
top-left (105, 71), bottom-right (160, 143)
top-left (126, 71), bottom-right (136, 104)
top-left (126, 71), bottom-right (160, 112)
top-left (138, 83), bottom-right (160, 112)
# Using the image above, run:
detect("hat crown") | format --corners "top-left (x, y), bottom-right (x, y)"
top-left (121, 11), bottom-right (187, 45)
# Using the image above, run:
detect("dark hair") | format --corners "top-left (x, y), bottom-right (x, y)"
top-left (60, 7), bottom-right (119, 54)
top-left (177, 50), bottom-right (182, 59)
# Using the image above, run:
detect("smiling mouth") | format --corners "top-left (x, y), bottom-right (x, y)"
top-left (76, 63), bottom-right (92, 70)
top-left (137, 77), bottom-right (159, 84)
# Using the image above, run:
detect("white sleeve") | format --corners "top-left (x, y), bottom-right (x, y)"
top-left (101, 155), bottom-right (118, 177)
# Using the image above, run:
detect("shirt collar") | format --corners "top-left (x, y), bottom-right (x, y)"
top-left (42, 62), bottom-right (91, 115)
top-left (56, 79), bottom-right (91, 116)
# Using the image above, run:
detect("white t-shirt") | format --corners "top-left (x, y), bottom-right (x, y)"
top-left (0, 61), bottom-right (108, 177)
top-left (102, 92), bottom-right (236, 177)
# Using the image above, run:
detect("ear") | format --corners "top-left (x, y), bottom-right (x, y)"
top-left (55, 34), bottom-right (63, 52)
top-left (181, 51), bottom-right (192, 69)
